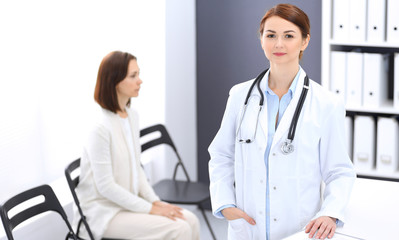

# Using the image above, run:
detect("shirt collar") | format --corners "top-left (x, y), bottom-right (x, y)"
top-left (265, 66), bottom-right (302, 97)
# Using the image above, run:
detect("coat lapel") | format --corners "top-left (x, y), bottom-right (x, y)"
top-left (258, 70), bottom-right (270, 148)
top-left (103, 108), bottom-right (133, 185)
top-left (270, 69), bottom-right (307, 151)
top-left (112, 112), bottom-right (130, 158)
top-left (127, 110), bottom-right (140, 163)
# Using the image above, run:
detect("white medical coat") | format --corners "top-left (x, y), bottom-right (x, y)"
top-left (208, 69), bottom-right (356, 240)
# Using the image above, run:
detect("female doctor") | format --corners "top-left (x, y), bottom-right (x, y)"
top-left (208, 4), bottom-right (356, 240)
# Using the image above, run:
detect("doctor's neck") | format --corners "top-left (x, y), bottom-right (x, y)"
top-left (268, 62), bottom-right (300, 92)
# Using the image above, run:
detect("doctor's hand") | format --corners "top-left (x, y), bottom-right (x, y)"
top-left (305, 216), bottom-right (337, 239)
top-left (221, 207), bottom-right (256, 225)
top-left (150, 201), bottom-right (185, 221)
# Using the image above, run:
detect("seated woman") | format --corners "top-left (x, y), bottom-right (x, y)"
top-left (74, 51), bottom-right (200, 240)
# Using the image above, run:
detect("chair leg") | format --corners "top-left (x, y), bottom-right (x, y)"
top-left (199, 206), bottom-right (217, 240)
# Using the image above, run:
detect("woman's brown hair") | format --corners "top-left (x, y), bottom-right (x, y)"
top-left (94, 51), bottom-right (137, 113)
top-left (259, 4), bottom-right (310, 59)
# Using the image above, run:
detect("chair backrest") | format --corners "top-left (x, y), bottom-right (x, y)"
top-left (65, 158), bottom-right (95, 240)
top-left (140, 124), bottom-right (191, 181)
top-left (0, 184), bottom-right (77, 240)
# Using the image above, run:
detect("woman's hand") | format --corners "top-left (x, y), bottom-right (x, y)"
top-left (221, 207), bottom-right (256, 225)
top-left (305, 216), bottom-right (337, 239)
top-left (150, 201), bottom-right (185, 221)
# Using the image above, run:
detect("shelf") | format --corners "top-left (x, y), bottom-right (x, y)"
top-left (329, 40), bottom-right (399, 49)
top-left (346, 100), bottom-right (399, 115)
top-left (356, 169), bottom-right (399, 181)
top-left (346, 106), bottom-right (399, 115)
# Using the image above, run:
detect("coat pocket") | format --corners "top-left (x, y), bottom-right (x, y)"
top-left (228, 218), bottom-right (252, 240)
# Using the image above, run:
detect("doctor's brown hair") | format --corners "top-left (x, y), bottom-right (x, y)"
top-left (94, 51), bottom-right (137, 113)
top-left (259, 3), bottom-right (310, 59)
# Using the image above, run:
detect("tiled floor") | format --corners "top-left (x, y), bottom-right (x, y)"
top-left (181, 205), bottom-right (228, 240)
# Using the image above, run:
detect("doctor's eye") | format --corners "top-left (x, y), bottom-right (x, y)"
top-left (266, 34), bottom-right (276, 38)
top-left (285, 34), bottom-right (294, 38)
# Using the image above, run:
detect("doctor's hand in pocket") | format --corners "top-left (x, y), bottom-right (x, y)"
top-left (305, 216), bottom-right (337, 239)
top-left (222, 207), bottom-right (256, 225)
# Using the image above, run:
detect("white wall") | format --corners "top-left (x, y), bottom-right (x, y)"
top-left (0, 0), bottom-right (166, 202)
top-left (165, 0), bottom-right (197, 181)
top-left (0, 0), bottom-right (197, 237)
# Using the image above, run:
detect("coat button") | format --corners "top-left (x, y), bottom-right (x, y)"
top-left (260, 179), bottom-right (263, 183)
top-left (274, 218), bottom-right (277, 222)
top-left (259, 211), bottom-right (263, 215)
top-left (273, 186), bottom-right (277, 190)
top-left (272, 153), bottom-right (276, 156)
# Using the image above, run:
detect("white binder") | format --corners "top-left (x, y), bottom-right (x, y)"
top-left (362, 53), bottom-right (389, 108)
top-left (345, 116), bottom-right (353, 159)
top-left (353, 116), bottom-right (375, 171)
top-left (394, 53), bottom-right (399, 109)
top-left (346, 52), bottom-right (363, 107)
top-left (367, 0), bottom-right (386, 43)
top-left (349, 0), bottom-right (367, 42)
top-left (376, 117), bottom-right (399, 173)
top-left (332, 0), bottom-right (350, 41)
top-left (330, 51), bottom-right (347, 102)
top-left (387, 0), bottom-right (399, 43)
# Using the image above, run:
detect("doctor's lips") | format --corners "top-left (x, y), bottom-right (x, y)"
top-left (273, 52), bottom-right (286, 56)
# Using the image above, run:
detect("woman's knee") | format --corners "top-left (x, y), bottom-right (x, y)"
top-left (170, 219), bottom-right (192, 239)
top-left (182, 209), bottom-right (200, 229)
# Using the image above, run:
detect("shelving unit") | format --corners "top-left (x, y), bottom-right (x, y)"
top-left (356, 169), bottom-right (399, 180)
top-left (329, 40), bottom-right (399, 49)
top-left (346, 102), bottom-right (399, 115)
top-left (322, 0), bottom-right (399, 182)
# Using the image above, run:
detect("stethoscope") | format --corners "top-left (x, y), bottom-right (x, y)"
top-left (236, 68), bottom-right (310, 154)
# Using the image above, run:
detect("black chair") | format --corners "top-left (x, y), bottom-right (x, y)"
top-left (0, 184), bottom-right (78, 240)
top-left (65, 158), bottom-right (125, 240)
top-left (140, 124), bottom-right (217, 240)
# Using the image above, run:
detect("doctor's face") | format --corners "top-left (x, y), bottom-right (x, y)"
top-left (260, 16), bottom-right (309, 65)
top-left (116, 59), bottom-right (142, 98)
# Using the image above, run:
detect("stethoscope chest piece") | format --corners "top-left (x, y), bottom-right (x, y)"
top-left (281, 140), bottom-right (294, 155)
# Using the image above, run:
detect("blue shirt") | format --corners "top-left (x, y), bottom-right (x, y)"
top-left (264, 68), bottom-right (300, 239)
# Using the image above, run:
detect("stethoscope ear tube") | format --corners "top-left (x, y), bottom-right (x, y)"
top-left (237, 68), bottom-right (310, 153)
top-left (244, 69), bottom-right (268, 105)
top-left (287, 75), bottom-right (310, 142)
top-left (236, 104), bottom-right (262, 143)
top-left (236, 104), bottom-right (248, 139)
top-left (256, 71), bottom-right (265, 106)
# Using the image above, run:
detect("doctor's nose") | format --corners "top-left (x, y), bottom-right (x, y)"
top-left (274, 37), bottom-right (284, 48)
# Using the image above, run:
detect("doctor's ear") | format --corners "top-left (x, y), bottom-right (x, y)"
top-left (301, 34), bottom-right (310, 51)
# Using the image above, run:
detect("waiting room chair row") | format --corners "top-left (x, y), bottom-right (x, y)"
top-left (0, 124), bottom-right (216, 240)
